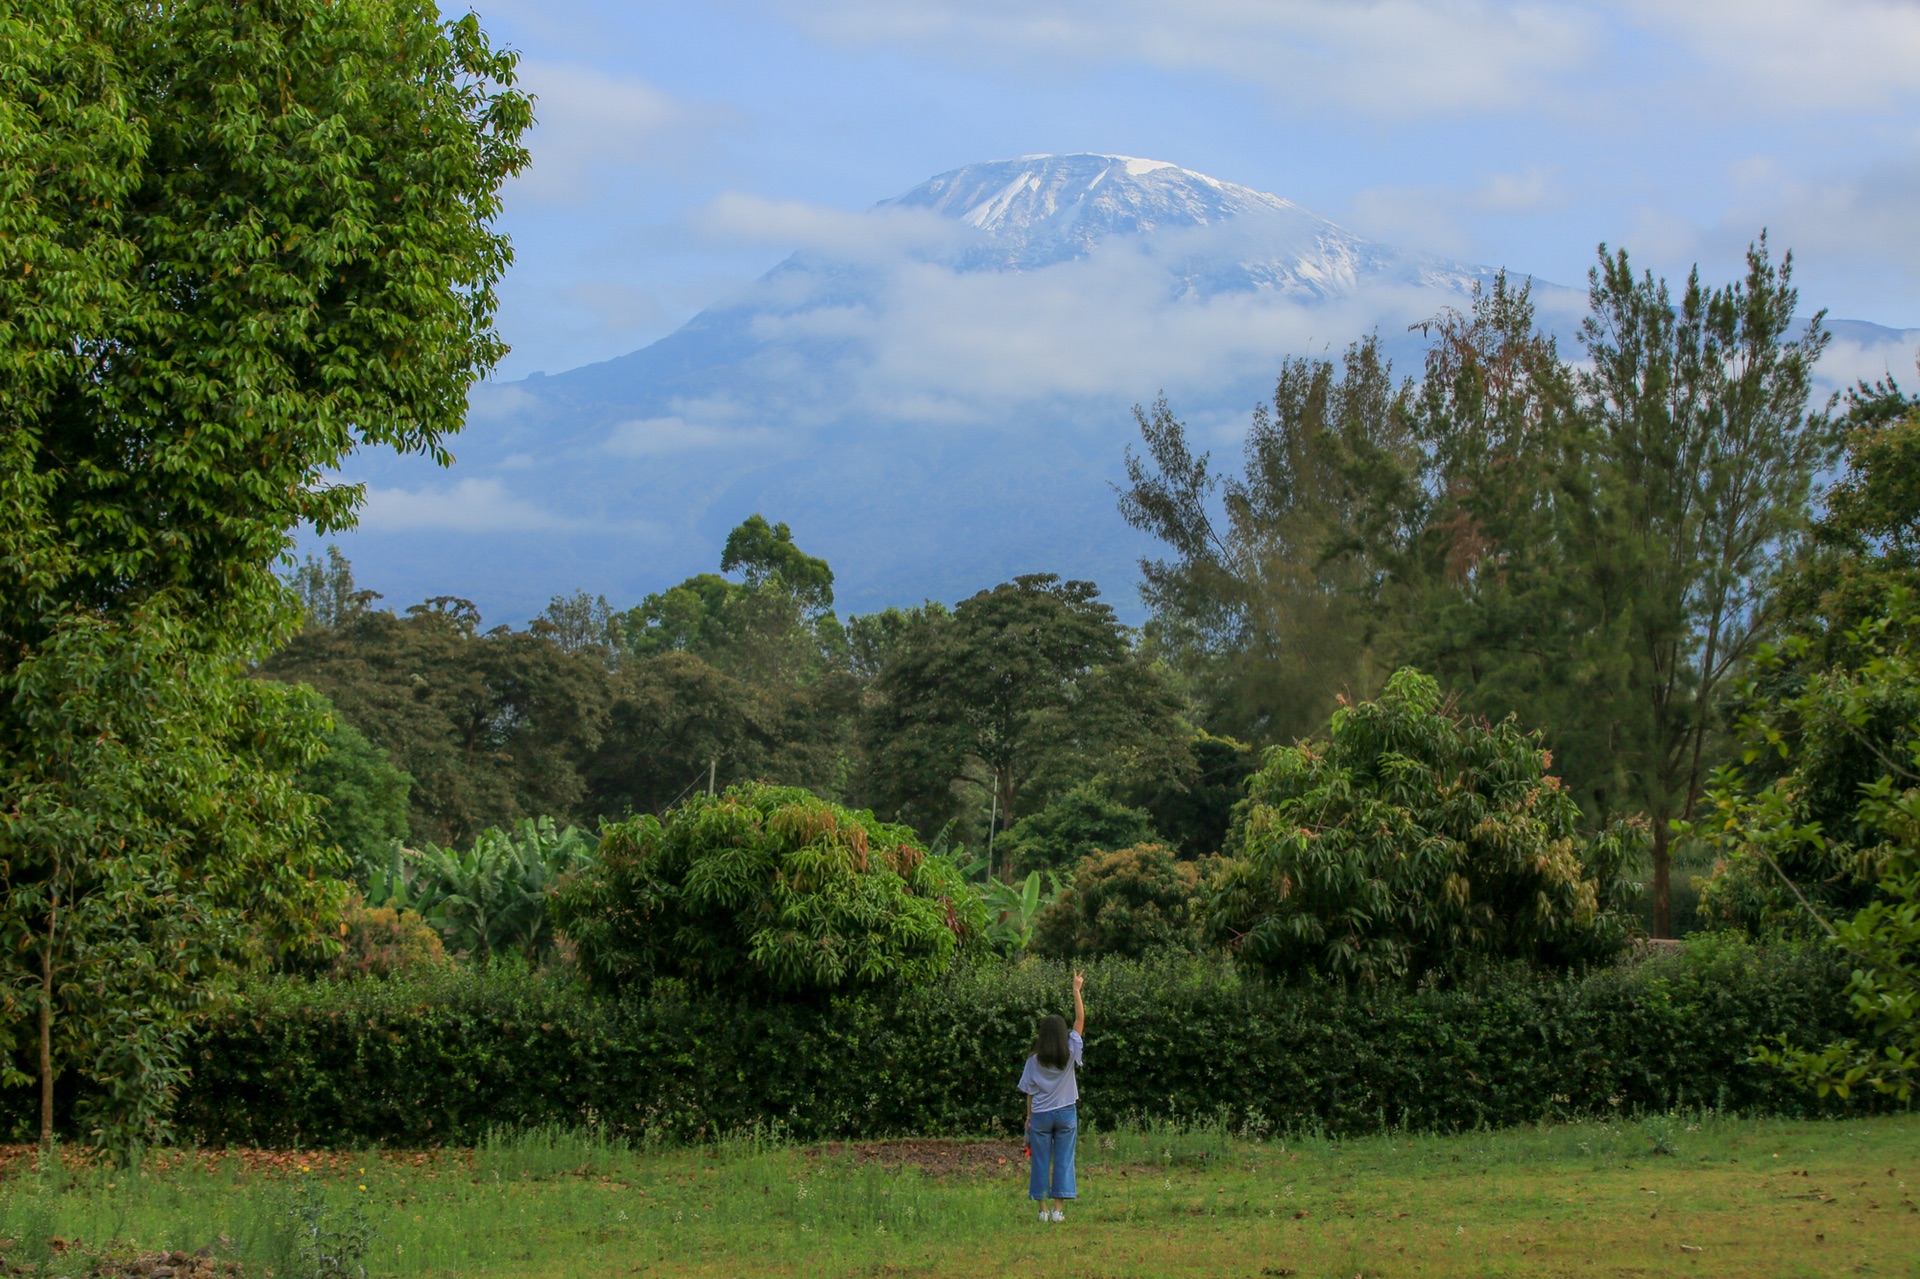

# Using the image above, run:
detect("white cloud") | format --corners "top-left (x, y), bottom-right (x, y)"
top-left (357, 478), bottom-right (579, 533)
top-left (1819, 328), bottom-right (1920, 392)
top-left (1626, 0), bottom-right (1920, 112)
top-left (465, 383), bottom-right (542, 425)
top-left (740, 231), bottom-right (1460, 422)
top-left (509, 61), bottom-right (700, 205)
top-left (604, 415), bottom-right (783, 456)
top-left (774, 0), bottom-right (1604, 117)
top-left (771, 0), bottom-right (1920, 124)
top-left (1735, 148), bottom-right (1920, 280)
top-left (1639, 137), bottom-right (1920, 324)
top-left (699, 193), bottom-right (969, 263)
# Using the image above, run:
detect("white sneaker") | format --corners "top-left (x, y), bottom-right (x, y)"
top-left (1039, 1208), bottom-right (1051, 1222)
top-left (1050, 1209), bottom-right (1065, 1222)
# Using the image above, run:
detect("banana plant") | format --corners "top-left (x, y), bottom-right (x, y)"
top-left (955, 847), bottom-right (1061, 953)
top-left (361, 817), bottom-right (595, 962)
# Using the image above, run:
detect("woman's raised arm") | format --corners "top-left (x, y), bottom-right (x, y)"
top-left (1072, 971), bottom-right (1085, 1035)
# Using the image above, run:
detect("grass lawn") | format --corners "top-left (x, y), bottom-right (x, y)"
top-left (1, 1113), bottom-right (1916, 1278)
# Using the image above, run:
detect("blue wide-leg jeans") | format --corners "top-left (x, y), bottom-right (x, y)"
top-left (1027, 1104), bottom-right (1078, 1201)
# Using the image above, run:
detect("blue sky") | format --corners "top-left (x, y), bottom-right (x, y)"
top-left (476, 0), bottom-right (1920, 382)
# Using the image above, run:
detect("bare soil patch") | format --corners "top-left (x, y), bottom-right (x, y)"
top-left (807, 1138), bottom-right (1026, 1177)
top-left (0, 1144), bottom-right (458, 1179)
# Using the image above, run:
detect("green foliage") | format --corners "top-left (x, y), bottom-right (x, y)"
top-left (622, 574), bottom-right (750, 660)
top-left (1121, 730), bottom-right (1257, 858)
top-left (0, 0), bottom-right (527, 1152)
top-left (276, 1176), bottom-right (376, 1279)
top-left (1694, 603), bottom-right (1920, 935)
top-left (863, 574), bottom-right (1191, 838)
top-left (610, 520), bottom-right (856, 807)
top-left (1032, 844), bottom-right (1211, 959)
top-left (720, 514), bottom-right (835, 612)
top-left (366, 818), bottom-right (594, 963)
top-left (1209, 669), bottom-right (1638, 984)
top-left (994, 781), bottom-right (1159, 877)
top-left (332, 901), bottom-right (446, 980)
top-left (260, 605), bottom-right (611, 846)
top-left (552, 784), bottom-right (986, 995)
top-left (1571, 239), bottom-right (1833, 934)
top-left (1122, 247), bottom-right (1835, 940)
top-left (297, 711), bottom-right (412, 867)
top-left (0, 611), bottom-right (344, 1153)
top-left (1119, 337), bottom-right (1415, 745)
top-left (292, 548), bottom-right (382, 633)
top-left (582, 651), bottom-right (769, 817)
top-left (159, 941), bottom-right (1867, 1148)
top-left (1761, 833), bottom-right (1920, 1102)
top-left (1693, 598), bottom-right (1920, 1100)
top-left (530, 590), bottom-right (621, 657)
top-left (1771, 383), bottom-right (1920, 663)
top-left (953, 850), bottom-right (1061, 954)
top-left (0, 0), bottom-right (529, 646)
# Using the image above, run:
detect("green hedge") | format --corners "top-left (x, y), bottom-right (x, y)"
top-left (120, 936), bottom-right (1891, 1147)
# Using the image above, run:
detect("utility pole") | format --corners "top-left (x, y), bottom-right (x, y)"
top-left (987, 785), bottom-right (998, 880)
top-left (707, 758), bottom-right (716, 797)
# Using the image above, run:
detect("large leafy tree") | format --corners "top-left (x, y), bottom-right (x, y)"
top-left (1118, 338), bottom-right (1415, 743)
top-left (1693, 598), bottom-right (1920, 1101)
top-left (0, 0), bottom-right (528, 1145)
top-left (1573, 237), bottom-right (1832, 936)
top-left (1207, 669), bottom-right (1637, 984)
top-left (1388, 280), bottom-right (1626, 814)
top-left (1769, 377), bottom-right (1920, 666)
top-left (584, 650), bottom-right (773, 817)
top-left (261, 600), bottom-right (609, 846)
top-left (1031, 843), bottom-right (1210, 960)
top-left (295, 704), bottom-right (412, 866)
top-left (862, 575), bottom-right (1190, 850)
top-left (552, 784), bottom-right (985, 995)
top-left (994, 781), bottom-right (1161, 877)
top-left (721, 514), bottom-right (835, 613)
top-left (611, 517), bottom-right (858, 809)
top-left (0, 612), bottom-right (335, 1150)
top-left (1694, 379), bottom-right (1920, 937)
top-left (1694, 604), bottom-right (1920, 936)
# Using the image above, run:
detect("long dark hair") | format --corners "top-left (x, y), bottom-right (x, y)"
top-left (1033, 1014), bottom-right (1071, 1070)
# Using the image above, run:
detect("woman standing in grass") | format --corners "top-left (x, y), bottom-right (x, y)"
top-left (1020, 970), bottom-right (1085, 1221)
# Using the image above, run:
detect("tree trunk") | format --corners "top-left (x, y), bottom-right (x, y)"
top-left (1650, 815), bottom-right (1673, 940)
top-left (38, 938), bottom-right (54, 1152)
top-left (993, 763), bottom-right (1016, 880)
top-left (38, 876), bottom-right (58, 1154)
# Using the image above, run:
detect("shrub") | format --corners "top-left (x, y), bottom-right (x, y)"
top-left (332, 900), bottom-right (446, 979)
top-left (1696, 601), bottom-right (1920, 1100)
top-left (1695, 606), bottom-right (1920, 937)
top-left (996, 781), bottom-right (1160, 876)
top-left (1032, 844), bottom-right (1211, 959)
top-left (150, 939), bottom-right (1871, 1148)
top-left (551, 783), bottom-right (986, 995)
top-left (1209, 668), bottom-right (1638, 983)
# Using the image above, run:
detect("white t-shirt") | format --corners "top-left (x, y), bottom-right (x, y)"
top-left (1018, 1030), bottom-right (1084, 1114)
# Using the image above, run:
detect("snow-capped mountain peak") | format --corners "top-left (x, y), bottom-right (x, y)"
top-left (881, 154), bottom-right (1321, 266)
top-left (878, 153), bottom-right (1474, 300)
